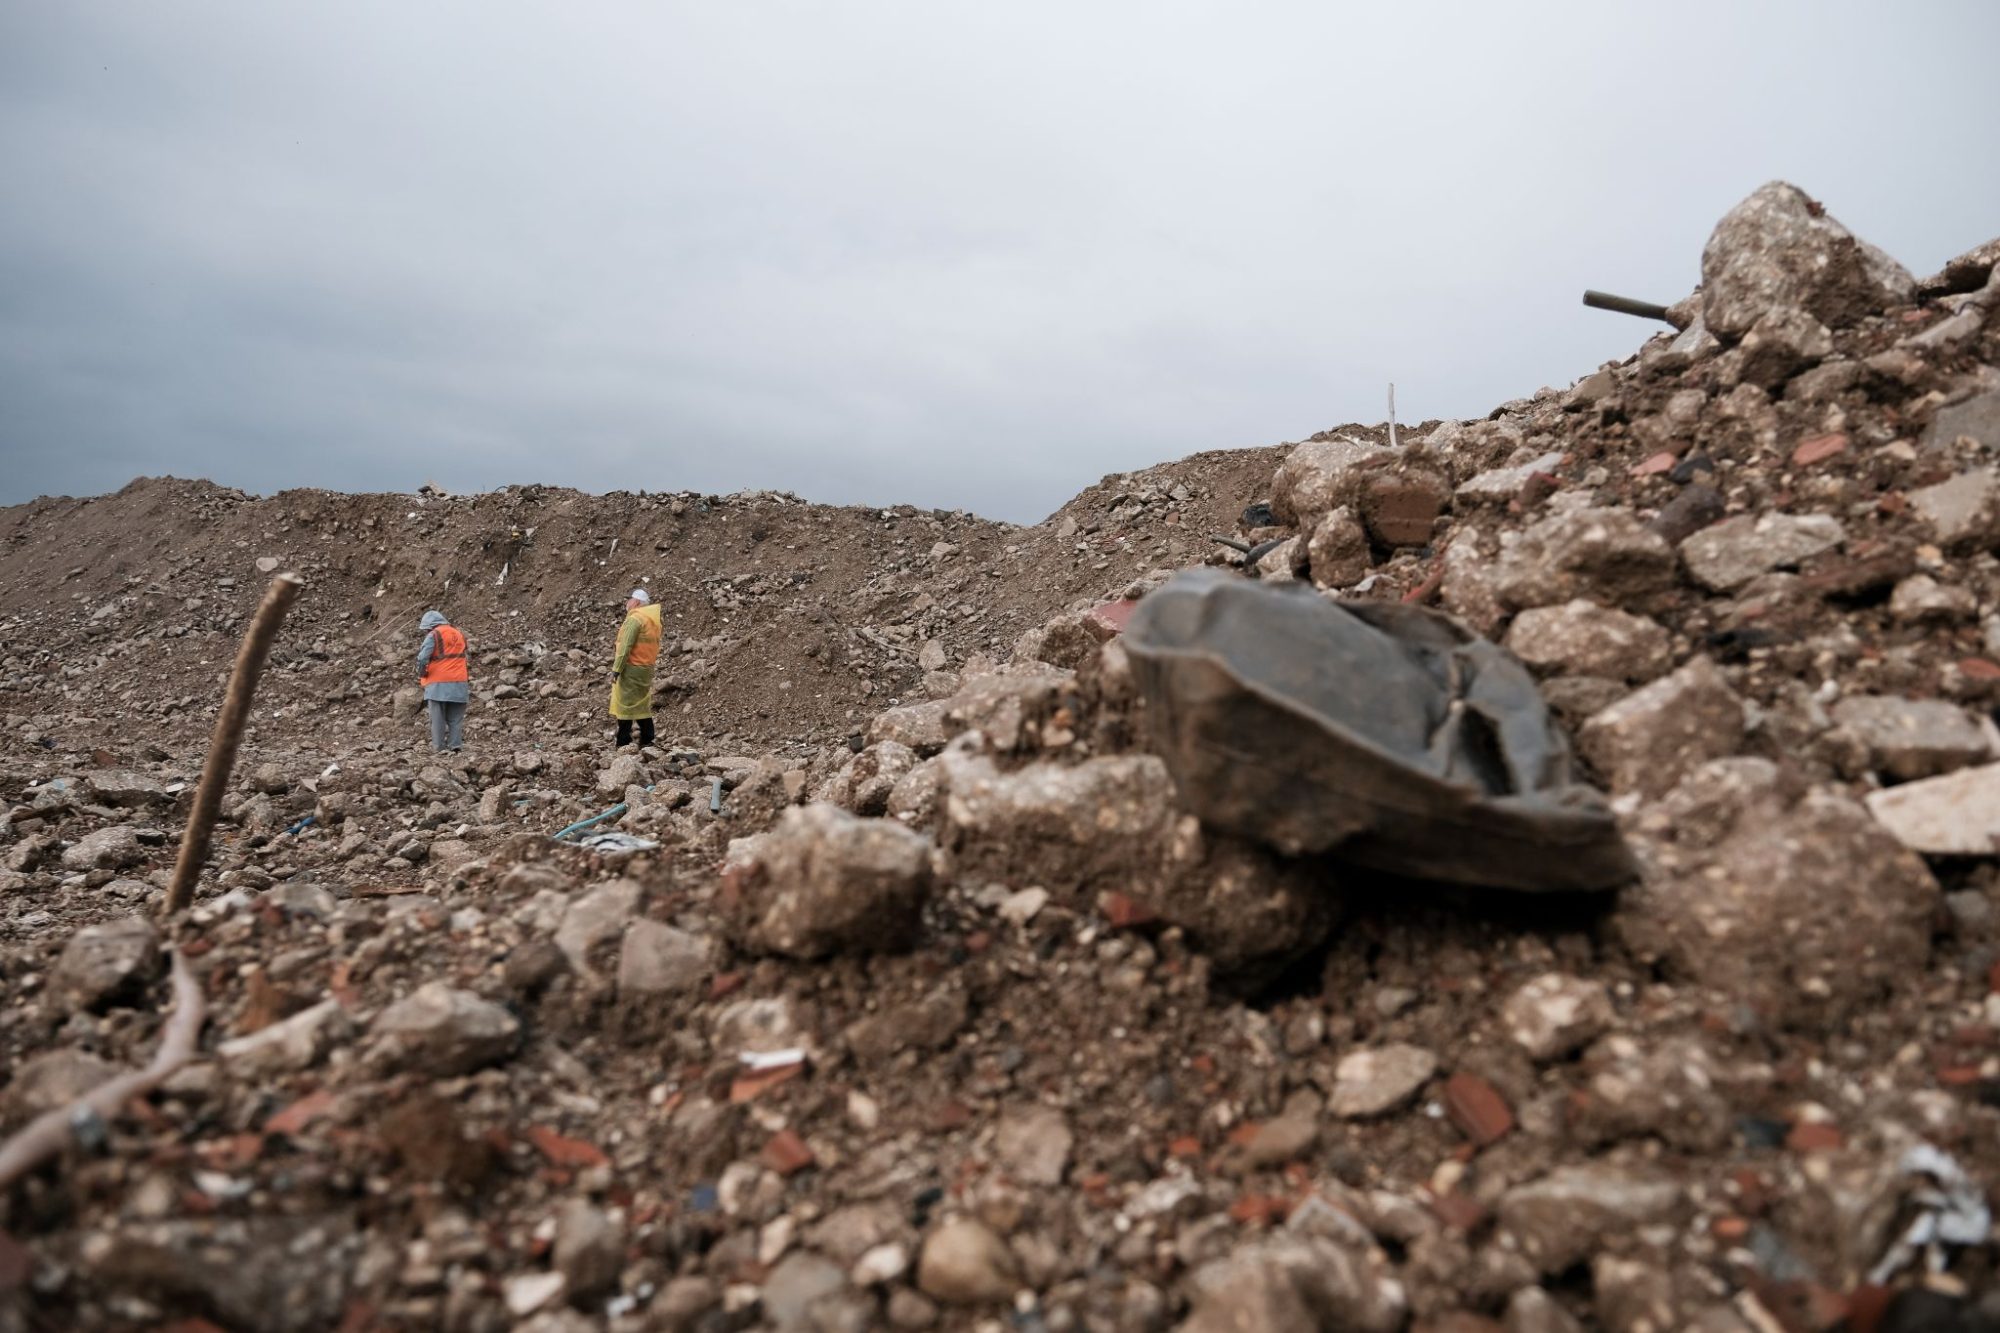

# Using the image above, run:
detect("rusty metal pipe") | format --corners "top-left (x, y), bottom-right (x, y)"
top-left (1582, 290), bottom-right (1673, 323)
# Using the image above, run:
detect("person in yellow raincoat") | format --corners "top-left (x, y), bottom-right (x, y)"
top-left (609, 588), bottom-right (663, 749)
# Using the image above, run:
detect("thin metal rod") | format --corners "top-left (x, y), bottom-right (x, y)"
top-left (163, 573), bottom-right (304, 917)
top-left (1582, 290), bottom-right (1673, 323)
top-left (0, 951), bottom-right (205, 1190)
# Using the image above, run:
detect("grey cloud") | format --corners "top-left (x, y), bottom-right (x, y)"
top-left (2, 2), bottom-right (1997, 521)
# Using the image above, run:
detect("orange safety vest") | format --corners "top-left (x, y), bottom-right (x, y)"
top-left (421, 624), bottom-right (469, 686)
top-left (624, 605), bottom-right (662, 668)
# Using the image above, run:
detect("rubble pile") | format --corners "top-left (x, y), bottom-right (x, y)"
top-left (3, 181), bottom-right (2000, 1331)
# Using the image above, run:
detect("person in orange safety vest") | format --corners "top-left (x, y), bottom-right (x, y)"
top-left (416, 609), bottom-right (470, 752)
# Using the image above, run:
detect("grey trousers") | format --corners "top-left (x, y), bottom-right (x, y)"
top-left (428, 700), bottom-right (466, 751)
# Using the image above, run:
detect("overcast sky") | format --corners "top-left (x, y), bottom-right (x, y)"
top-left (2, 4), bottom-right (1996, 523)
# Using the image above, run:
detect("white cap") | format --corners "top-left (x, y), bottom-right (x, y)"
top-left (629, 589), bottom-right (650, 605)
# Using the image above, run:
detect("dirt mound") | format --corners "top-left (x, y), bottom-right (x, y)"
top-left (3, 180), bottom-right (2000, 1331)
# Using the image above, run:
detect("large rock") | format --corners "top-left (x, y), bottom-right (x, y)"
top-left (1578, 658), bottom-right (1746, 797)
top-left (217, 999), bottom-right (352, 1078)
top-left (555, 878), bottom-right (644, 976)
top-left (85, 771), bottom-right (173, 808)
top-left (915, 1217), bottom-right (1019, 1305)
top-left (596, 754), bottom-right (645, 797)
top-left (1617, 765), bottom-right (1939, 1028)
top-left (1831, 695), bottom-right (1990, 782)
top-left (1908, 469), bottom-right (2000, 551)
top-left (617, 919), bottom-right (715, 996)
top-left (1357, 469), bottom-right (1449, 548)
top-left (938, 748), bottom-right (1337, 982)
top-left (1732, 307), bottom-right (1833, 388)
top-left (553, 1200), bottom-right (625, 1302)
top-left (85, 1215), bottom-right (363, 1333)
top-left (1570, 1036), bottom-right (1734, 1153)
top-left (867, 669), bottom-right (1070, 755)
top-left (1307, 506), bottom-right (1371, 589)
top-left (1271, 438), bottom-right (1391, 528)
top-left (1678, 512), bottom-right (1846, 592)
top-left (1864, 763), bottom-right (2000, 855)
top-left (814, 741), bottom-right (918, 817)
top-left (728, 803), bottom-right (933, 959)
top-left (994, 1105), bottom-right (1073, 1186)
top-left (49, 916), bottom-right (160, 1012)
top-left (1700, 181), bottom-right (1915, 339)
top-left (761, 1251), bottom-right (845, 1330)
top-left (369, 983), bottom-right (520, 1075)
top-left (1502, 974), bottom-right (1613, 1062)
top-left (1151, 832), bottom-right (1340, 985)
top-left (1487, 508), bottom-right (1677, 613)
top-left (1504, 600), bottom-right (1671, 682)
top-left (1456, 450), bottom-right (1566, 506)
top-left (1328, 1044), bottom-right (1437, 1118)
top-left (1925, 386), bottom-right (2000, 450)
top-left (60, 825), bottom-right (148, 872)
top-left (940, 749), bottom-right (1178, 902)
top-left (8, 1050), bottom-right (125, 1116)
top-left (1182, 1234), bottom-right (1406, 1333)
top-left (1497, 1164), bottom-right (1685, 1274)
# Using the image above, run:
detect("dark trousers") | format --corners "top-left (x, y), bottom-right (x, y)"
top-left (616, 718), bottom-right (655, 748)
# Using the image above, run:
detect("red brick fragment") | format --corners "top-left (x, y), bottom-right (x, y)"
top-left (1442, 1072), bottom-right (1514, 1147)
top-left (1845, 1284), bottom-right (1893, 1333)
top-left (1428, 1191), bottom-right (1487, 1232)
top-left (1791, 432), bottom-right (1849, 466)
top-left (760, 1129), bottom-right (815, 1176)
top-left (1633, 451), bottom-right (1677, 477)
top-left (708, 970), bottom-right (746, 1000)
top-left (0, 1230), bottom-right (32, 1292)
top-left (729, 1061), bottom-right (803, 1104)
top-left (1785, 1121), bottom-right (1843, 1153)
top-left (265, 1088), bottom-right (339, 1137)
top-left (1099, 891), bottom-right (1157, 929)
top-left (1085, 599), bottom-right (1140, 639)
top-left (1959, 658), bottom-right (2000, 682)
top-left (1228, 1193), bottom-right (1289, 1226)
top-left (1168, 1136), bottom-right (1202, 1159)
top-left (929, 1100), bottom-right (973, 1131)
top-left (1362, 472), bottom-right (1448, 547)
top-left (527, 1125), bottom-right (610, 1170)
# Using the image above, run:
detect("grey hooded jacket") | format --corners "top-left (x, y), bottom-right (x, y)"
top-left (415, 610), bottom-right (470, 703)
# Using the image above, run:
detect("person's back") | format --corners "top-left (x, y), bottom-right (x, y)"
top-left (417, 610), bottom-right (470, 752)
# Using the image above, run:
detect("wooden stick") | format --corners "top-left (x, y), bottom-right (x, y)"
top-left (162, 573), bottom-right (304, 917)
top-left (0, 951), bottom-right (206, 1191)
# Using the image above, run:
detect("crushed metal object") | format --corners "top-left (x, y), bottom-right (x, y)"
top-left (1125, 569), bottom-right (1636, 891)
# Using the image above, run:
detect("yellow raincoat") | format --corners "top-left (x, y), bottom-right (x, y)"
top-left (609, 603), bottom-right (663, 720)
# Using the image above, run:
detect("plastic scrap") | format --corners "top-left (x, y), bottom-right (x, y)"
top-left (739, 1048), bottom-right (807, 1072)
top-left (1124, 569), bottom-right (1636, 892)
top-left (1868, 1144), bottom-right (1992, 1284)
top-left (573, 831), bottom-right (659, 855)
top-left (551, 805), bottom-right (627, 841)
